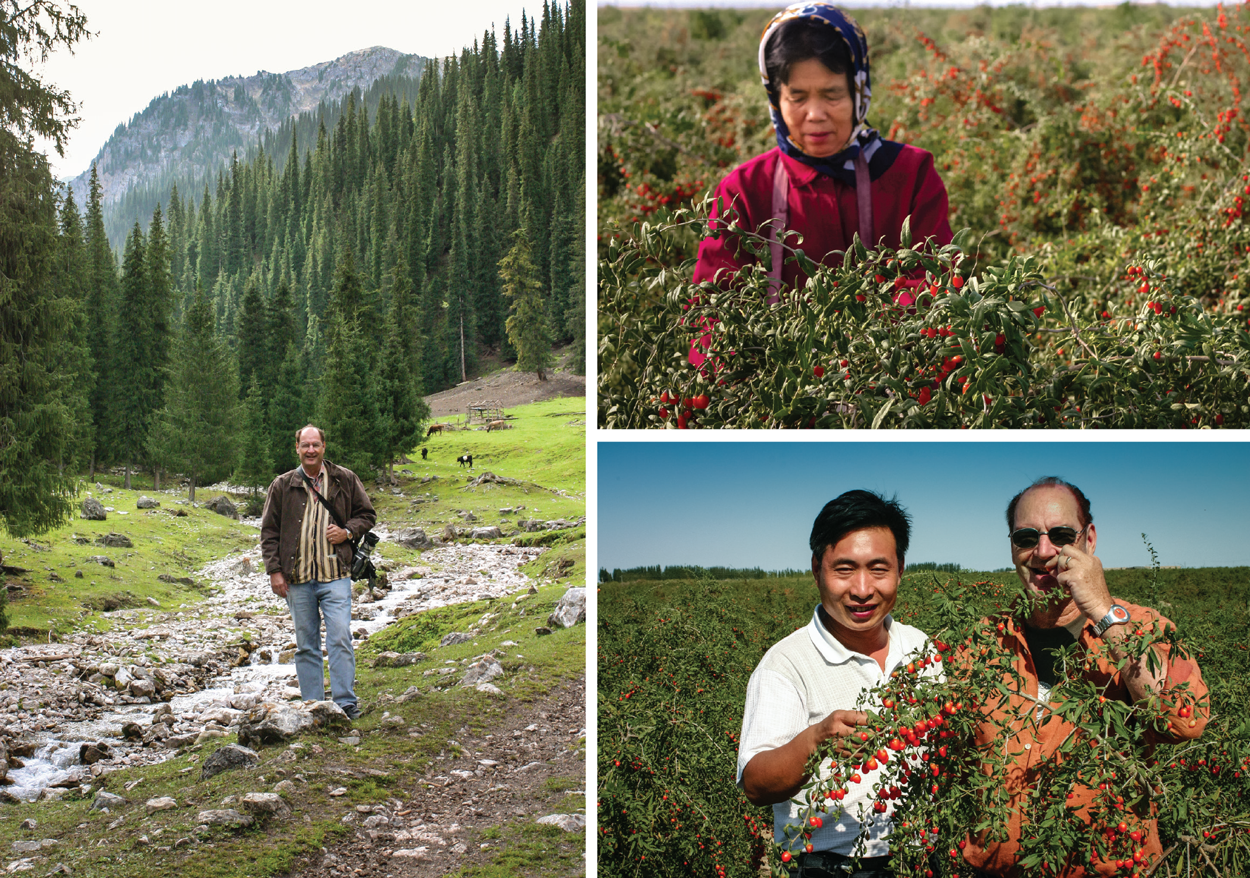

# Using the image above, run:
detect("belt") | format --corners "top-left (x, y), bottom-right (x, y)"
top-left (793, 851), bottom-right (894, 878)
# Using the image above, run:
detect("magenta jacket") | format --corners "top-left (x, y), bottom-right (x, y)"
top-left (689, 145), bottom-right (953, 367)
top-left (694, 145), bottom-right (953, 289)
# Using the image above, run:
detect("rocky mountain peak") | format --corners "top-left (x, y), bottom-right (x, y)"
top-left (64, 46), bottom-right (427, 244)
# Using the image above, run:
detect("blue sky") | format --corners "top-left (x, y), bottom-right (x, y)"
top-left (597, 439), bottom-right (1250, 572)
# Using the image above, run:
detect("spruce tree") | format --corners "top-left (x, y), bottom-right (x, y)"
top-left (317, 251), bottom-right (383, 476)
top-left (54, 188), bottom-right (97, 471)
top-left (83, 164), bottom-right (120, 474)
top-left (500, 228), bottom-right (553, 380)
top-left (377, 255), bottom-right (430, 479)
top-left (0, 0), bottom-right (88, 550)
top-left (235, 377), bottom-right (273, 495)
top-left (236, 278), bottom-right (267, 396)
top-left (113, 223), bottom-right (150, 488)
top-left (149, 285), bottom-right (241, 501)
top-left (269, 340), bottom-right (307, 474)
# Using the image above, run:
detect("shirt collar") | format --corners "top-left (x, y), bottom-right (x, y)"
top-left (806, 603), bottom-right (897, 667)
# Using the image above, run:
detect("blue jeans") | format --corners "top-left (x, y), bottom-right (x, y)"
top-left (286, 577), bottom-right (356, 716)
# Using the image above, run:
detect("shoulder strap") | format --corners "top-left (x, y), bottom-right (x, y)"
top-left (768, 156), bottom-right (788, 306)
top-left (855, 151), bottom-right (874, 249)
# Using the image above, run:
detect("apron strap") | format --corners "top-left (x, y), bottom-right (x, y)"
top-left (855, 151), bottom-right (874, 249)
top-left (768, 156), bottom-right (788, 305)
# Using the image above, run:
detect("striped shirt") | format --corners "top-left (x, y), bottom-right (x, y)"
top-left (295, 469), bottom-right (343, 584)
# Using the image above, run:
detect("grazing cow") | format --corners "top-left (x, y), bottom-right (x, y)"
top-left (427, 424), bottom-right (445, 437)
top-left (485, 420), bottom-right (511, 432)
top-left (421, 447), bottom-right (428, 460)
top-left (457, 453), bottom-right (473, 469)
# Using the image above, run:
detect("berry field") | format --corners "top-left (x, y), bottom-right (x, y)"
top-left (598, 5), bottom-right (1250, 428)
top-left (597, 565), bottom-right (1250, 877)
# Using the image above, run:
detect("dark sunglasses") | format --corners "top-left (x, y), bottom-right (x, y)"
top-left (1010, 525), bottom-right (1088, 549)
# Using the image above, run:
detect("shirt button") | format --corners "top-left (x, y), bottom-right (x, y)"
top-left (1024, 744), bottom-right (1032, 750)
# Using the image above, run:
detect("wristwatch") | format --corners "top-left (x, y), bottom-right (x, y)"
top-left (1092, 604), bottom-right (1130, 637)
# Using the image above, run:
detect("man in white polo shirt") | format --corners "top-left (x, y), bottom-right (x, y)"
top-left (738, 489), bottom-right (936, 878)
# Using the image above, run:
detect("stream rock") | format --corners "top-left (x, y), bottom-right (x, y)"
top-left (241, 792), bottom-right (291, 820)
top-left (372, 652), bottom-right (427, 668)
top-left (537, 813), bottom-right (587, 832)
top-left (460, 657), bottom-right (503, 688)
top-left (92, 791), bottom-right (127, 811)
top-left (392, 527), bottom-right (438, 550)
top-left (196, 808), bottom-right (253, 828)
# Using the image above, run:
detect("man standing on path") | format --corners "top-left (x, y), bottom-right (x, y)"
top-left (738, 490), bottom-right (938, 877)
top-left (261, 424), bottom-right (376, 720)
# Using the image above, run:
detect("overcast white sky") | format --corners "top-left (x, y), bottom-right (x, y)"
top-left (36, 0), bottom-right (542, 179)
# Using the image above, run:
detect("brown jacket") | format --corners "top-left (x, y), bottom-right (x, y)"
top-left (260, 461), bottom-right (376, 582)
top-left (962, 600), bottom-right (1208, 877)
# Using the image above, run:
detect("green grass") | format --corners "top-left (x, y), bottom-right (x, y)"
top-left (0, 486), bottom-right (255, 639)
top-left (448, 822), bottom-right (584, 878)
top-left (412, 397), bottom-right (587, 498)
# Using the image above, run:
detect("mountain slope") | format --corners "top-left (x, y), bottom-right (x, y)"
top-left (64, 46), bottom-right (426, 247)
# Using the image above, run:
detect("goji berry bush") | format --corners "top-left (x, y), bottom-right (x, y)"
top-left (597, 566), bottom-right (1250, 878)
top-left (597, 5), bottom-right (1250, 428)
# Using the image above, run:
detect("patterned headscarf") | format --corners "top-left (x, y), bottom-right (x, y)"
top-left (759, 3), bottom-right (881, 184)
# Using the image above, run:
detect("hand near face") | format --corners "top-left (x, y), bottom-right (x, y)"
top-left (1048, 544), bottom-right (1113, 621)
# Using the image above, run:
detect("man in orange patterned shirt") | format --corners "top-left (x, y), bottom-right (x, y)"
top-left (961, 477), bottom-right (1208, 878)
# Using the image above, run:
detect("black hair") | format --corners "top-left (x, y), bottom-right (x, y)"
top-left (764, 18), bottom-right (853, 95)
top-left (809, 489), bottom-right (910, 568)
top-left (1005, 477), bottom-right (1093, 531)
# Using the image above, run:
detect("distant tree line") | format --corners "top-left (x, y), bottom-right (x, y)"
top-left (10, 0), bottom-right (584, 510)
top-left (599, 566), bottom-right (810, 583)
top-left (907, 562), bottom-right (965, 573)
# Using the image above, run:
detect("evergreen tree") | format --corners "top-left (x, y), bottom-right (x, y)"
top-left (0, 128), bottom-right (77, 539)
top-left (235, 377), bottom-right (273, 493)
top-left (83, 164), bottom-right (119, 474)
top-left (53, 188), bottom-right (96, 471)
top-left (0, 0), bottom-right (85, 579)
top-left (317, 251), bottom-right (383, 476)
top-left (269, 340), bottom-right (307, 474)
top-left (500, 228), bottom-right (553, 380)
top-left (113, 223), bottom-right (150, 488)
top-left (149, 285), bottom-right (240, 501)
top-left (377, 255), bottom-right (430, 479)
top-left (145, 203), bottom-right (175, 487)
top-left (236, 278), bottom-right (267, 396)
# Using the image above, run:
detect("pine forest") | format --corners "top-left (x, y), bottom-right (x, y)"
top-left (1, 0), bottom-right (585, 534)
